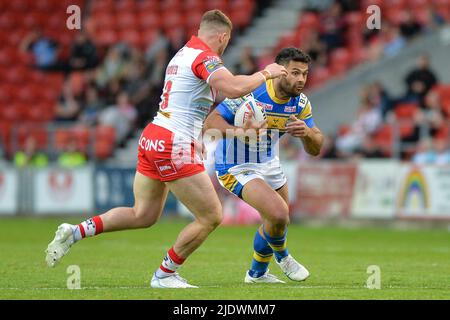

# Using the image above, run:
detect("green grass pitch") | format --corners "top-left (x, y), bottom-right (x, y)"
top-left (0, 217), bottom-right (449, 299)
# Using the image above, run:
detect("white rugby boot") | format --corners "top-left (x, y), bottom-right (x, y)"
top-left (45, 223), bottom-right (75, 267)
top-left (276, 255), bottom-right (310, 281)
top-left (244, 270), bottom-right (286, 284)
top-left (151, 273), bottom-right (198, 288)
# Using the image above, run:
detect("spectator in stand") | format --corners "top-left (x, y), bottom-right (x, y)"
top-left (234, 47), bottom-right (258, 75)
top-left (354, 136), bottom-right (386, 159)
top-left (68, 31), bottom-right (98, 71)
top-left (19, 27), bottom-right (61, 71)
top-left (404, 54), bottom-right (438, 106)
top-left (57, 137), bottom-right (87, 168)
top-left (399, 11), bottom-right (423, 40)
top-left (412, 139), bottom-right (436, 164)
top-left (302, 31), bottom-right (328, 63)
top-left (145, 29), bottom-right (170, 65)
top-left (421, 5), bottom-right (446, 32)
top-left (320, 134), bottom-right (338, 159)
top-left (55, 80), bottom-right (81, 122)
top-left (370, 81), bottom-right (392, 120)
top-left (336, 85), bottom-right (382, 154)
top-left (421, 90), bottom-right (446, 138)
top-left (14, 136), bottom-right (48, 168)
top-left (98, 91), bottom-right (137, 146)
top-left (433, 137), bottom-right (450, 165)
top-left (318, 1), bottom-right (346, 52)
top-left (383, 23), bottom-right (407, 57)
top-left (79, 86), bottom-right (104, 126)
top-left (95, 45), bottom-right (126, 88)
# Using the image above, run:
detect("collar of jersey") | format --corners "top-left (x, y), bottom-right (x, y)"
top-left (266, 79), bottom-right (290, 104)
top-left (186, 35), bottom-right (213, 52)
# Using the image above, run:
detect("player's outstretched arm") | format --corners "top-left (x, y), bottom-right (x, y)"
top-left (209, 63), bottom-right (287, 99)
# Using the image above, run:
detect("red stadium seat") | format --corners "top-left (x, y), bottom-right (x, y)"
top-left (230, 10), bottom-right (253, 29)
top-left (95, 126), bottom-right (116, 160)
top-left (95, 29), bottom-right (118, 47)
top-left (17, 125), bottom-right (49, 151)
top-left (115, 0), bottom-right (137, 12)
top-left (138, 11), bottom-right (162, 30)
top-left (160, 0), bottom-right (182, 12)
top-left (163, 12), bottom-right (186, 30)
top-left (205, 0), bottom-right (229, 13)
top-left (297, 12), bottom-right (320, 30)
top-left (183, 0), bottom-right (206, 12)
top-left (0, 121), bottom-right (12, 153)
top-left (372, 124), bottom-right (394, 156)
top-left (441, 97), bottom-right (450, 117)
top-left (394, 103), bottom-right (419, 119)
top-left (118, 30), bottom-right (142, 49)
top-left (54, 128), bottom-right (72, 151)
top-left (136, 0), bottom-right (160, 12)
top-left (329, 48), bottom-right (351, 75)
top-left (72, 126), bottom-right (91, 152)
top-left (1, 104), bottom-right (27, 122)
top-left (92, 12), bottom-right (116, 31)
top-left (307, 67), bottom-right (331, 89)
top-left (116, 13), bottom-right (138, 30)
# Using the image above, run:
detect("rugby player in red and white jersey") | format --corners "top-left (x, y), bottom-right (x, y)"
top-left (45, 10), bottom-right (288, 288)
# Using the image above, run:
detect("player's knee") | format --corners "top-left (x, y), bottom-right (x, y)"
top-left (200, 206), bottom-right (223, 231)
top-left (134, 207), bottom-right (158, 228)
top-left (267, 203), bottom-right (290, 227)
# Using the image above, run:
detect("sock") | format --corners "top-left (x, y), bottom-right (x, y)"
top-left (248, 226), bottom-right (273, 278)
top-left (262, 226), bottom-right (289, 263)
top-left (155, 247), bottom-right (185, 278)
top-left (72, 216), bottom-right (104, 243)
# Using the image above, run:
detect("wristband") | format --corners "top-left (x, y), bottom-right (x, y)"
top-left (259, 70), bottom-right (271, 81)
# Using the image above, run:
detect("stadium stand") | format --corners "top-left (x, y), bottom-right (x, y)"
top-left (1, 0), bottom-right (449, 164)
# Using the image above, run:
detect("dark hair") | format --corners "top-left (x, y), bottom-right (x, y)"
top-left (275, 48), bottom-right (311, 66)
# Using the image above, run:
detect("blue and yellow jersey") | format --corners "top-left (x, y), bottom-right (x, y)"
top-left (214, 79), bottom-right (316, 171)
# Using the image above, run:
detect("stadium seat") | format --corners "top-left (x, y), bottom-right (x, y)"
top-left (119, 30), bottom-right (142, 49)
top-left (205, 0), bottom-right (229, 13)
top-left (116, 13), bottom-right (138, 30)
top-left (115, 0), bottom-right (137, 12)
top-left (394, 103), bottom-right (419, 119)
top-left (17, 125), bottom-right (49, 150)
top-left (372, 124), bottom-right (394, 156)
top-left (136, 0), bottom-right (160, 12)
top-left (307, 67), bottom-right (331, 89)
top-left (138, 11), bottom-right (162, 30)
top-left (297, 12), bottom-right (320, 30)
top-left (0, 121), bottom-right (12, 153)
top-left (329, 48), bottom-right (351, 75)
top-left (95, 126), bottom-right (116, 160)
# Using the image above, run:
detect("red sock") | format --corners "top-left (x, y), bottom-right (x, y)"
top-left (156, 247), bottom-right (185, 277)
top-left (74, 216), bottom-right (104, 242)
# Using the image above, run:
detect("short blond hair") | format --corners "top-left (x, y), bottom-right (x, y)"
top-left (200, 10), bottom-right (233, 31)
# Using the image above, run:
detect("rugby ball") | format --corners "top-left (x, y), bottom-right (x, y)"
top-left (234, 95), bottom-right (266, 128)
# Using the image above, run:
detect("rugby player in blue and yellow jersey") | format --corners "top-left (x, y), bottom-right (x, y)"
top-left (205, 48), bottom-right (324, 283)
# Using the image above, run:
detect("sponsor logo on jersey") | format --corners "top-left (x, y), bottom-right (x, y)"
top-left (166, 65), bottom-right (178, 75)
top-left (284, 105), bottom-right (297, 113)
top-left (256, 100), bottom-right (273, 111)
top-left (203, 56), bottom-right (223, 73)
top-left (139, 136), bottom-right (166, 152)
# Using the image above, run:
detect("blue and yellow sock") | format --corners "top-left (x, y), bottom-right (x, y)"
top-left (262, 227), bottom-right (289, 263)
top-left (248, 226), bottom-right (273, 278)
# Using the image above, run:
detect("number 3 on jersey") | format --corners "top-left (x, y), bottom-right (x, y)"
top-left (159, 80), bottom-right (173, 110)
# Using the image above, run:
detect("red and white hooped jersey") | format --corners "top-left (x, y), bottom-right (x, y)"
top-left (152, 36), bottom-right (226, 141)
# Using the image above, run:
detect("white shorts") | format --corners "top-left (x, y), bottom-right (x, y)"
top-left (216, 158), bottom-right (287, 198)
